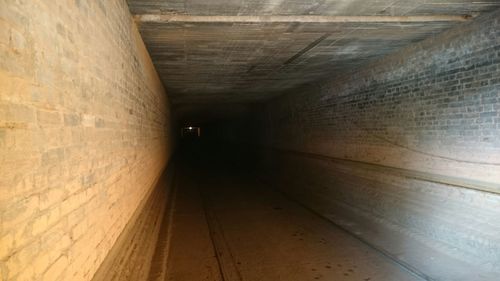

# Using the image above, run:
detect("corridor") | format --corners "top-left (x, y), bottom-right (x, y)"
top-left (2, 1), bottom-right (500, 281)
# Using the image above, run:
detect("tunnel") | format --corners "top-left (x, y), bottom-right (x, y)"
top-left (1, 1), bottom-right (500, 281)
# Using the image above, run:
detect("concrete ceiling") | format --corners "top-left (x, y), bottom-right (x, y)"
top-left (127, 0), bottom-right (500, 105)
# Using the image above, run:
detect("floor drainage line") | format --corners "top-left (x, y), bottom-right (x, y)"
top-left (198, 182), bottom-right (243, 281)
top-left (214, 208), bottom-right (245, 281)
top-left (257, 178), bottom-right (434, 281)
top-left (205, 199), bottom-right (245, 281)
top-left (204, 209), bottom-right (228, 281)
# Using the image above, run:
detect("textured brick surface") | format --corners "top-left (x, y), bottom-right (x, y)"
top-left (92, 164), bottom-right (175, 281)
top-left (0, 1), bottom-right (173, 280)
top-left (261, 10), bottom-right (500, 182)
top-left (258, 9), bottom-right (500, 275)
top-left (263, 10), bottom-right (500, 181)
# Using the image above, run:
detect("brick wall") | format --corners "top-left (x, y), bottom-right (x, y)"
top-left (263, 10), bottom-right (500, 183)
top-left (92, 163), bottom-right (175, 281)
top-left (0, 1), bottom-right (173, 280)
top-left (258, 9), bottom-right (500, 278)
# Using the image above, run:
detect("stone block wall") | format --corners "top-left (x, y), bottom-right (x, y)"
top-left (0, 1), bottom-right (173, 280)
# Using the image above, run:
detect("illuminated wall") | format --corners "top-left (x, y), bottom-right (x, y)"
top-left (0, 1), bottom-right (173, 280)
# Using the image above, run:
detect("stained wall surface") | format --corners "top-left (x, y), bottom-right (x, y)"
top-left (0, 1), bottom-right (173, 280)
top-left (258, 9), bottom-right (500, 280)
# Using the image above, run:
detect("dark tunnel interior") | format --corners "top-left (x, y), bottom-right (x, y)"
top-left (2, 1), bottom-right (500, 281)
